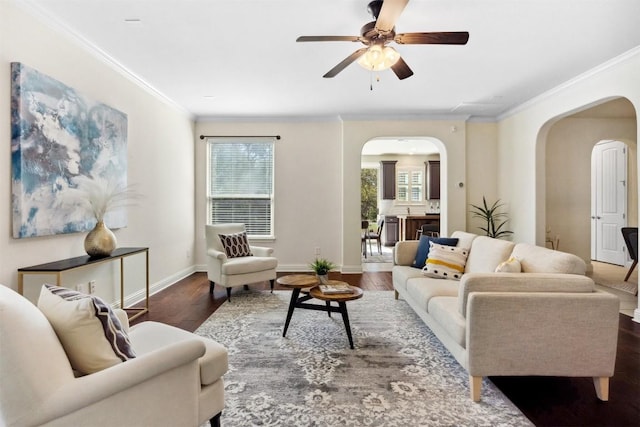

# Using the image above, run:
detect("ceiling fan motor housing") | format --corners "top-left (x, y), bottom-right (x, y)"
top-left (361, 21), bottom-right (395, 42)
top-left (367, 0), bottom-right (384, 19)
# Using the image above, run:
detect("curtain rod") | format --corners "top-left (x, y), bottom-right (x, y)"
top-left (199, 135), bottom-right (281, 140)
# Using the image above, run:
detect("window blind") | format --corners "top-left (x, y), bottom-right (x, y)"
top-left (206, 138), bottom-right (275, 237)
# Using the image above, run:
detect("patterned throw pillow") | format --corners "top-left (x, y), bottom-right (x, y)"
top-left (495, 256), bottom-right (522, 273)
top-left (422, 243), bottom-right (469, 280)
top-left (219, 232), bottom-right (253, 258)
top-left (37, 284), bottom-right (136, 375)
top-left (413, 236), bottom-right (459, 269)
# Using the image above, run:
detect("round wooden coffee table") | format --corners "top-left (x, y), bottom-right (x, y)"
top-left (277, 274), bottom-right (363, 349)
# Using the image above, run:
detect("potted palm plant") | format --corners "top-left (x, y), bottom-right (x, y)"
top-left (470, 196), bottom-right (513, 239)
top-left (309, 258), bottom-right (336, 284)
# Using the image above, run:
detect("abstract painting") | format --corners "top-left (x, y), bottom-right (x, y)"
top-left (10, 62), bottom-right (128, 238)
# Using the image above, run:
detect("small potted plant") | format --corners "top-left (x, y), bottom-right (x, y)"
top-left (309, 258), bottom-right (336, 284)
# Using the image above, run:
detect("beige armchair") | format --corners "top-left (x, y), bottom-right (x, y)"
top-left (0, 284), bottom-right (227, 427)
top-left (205, 223), bottom-right (278, 300)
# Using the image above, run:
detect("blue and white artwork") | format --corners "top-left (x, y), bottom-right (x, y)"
top-left (10, 62), bottom-right (128, 238)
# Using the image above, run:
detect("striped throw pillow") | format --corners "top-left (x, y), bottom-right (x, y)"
top-left (422, 243), bottom-right (469, 280)
top-left (37, 284), bottom-right (136, 375)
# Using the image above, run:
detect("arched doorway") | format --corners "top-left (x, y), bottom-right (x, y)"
top-left (544, 97), bottom-right (637, 266)
top-left (360, 137), bottom-right (445, 270)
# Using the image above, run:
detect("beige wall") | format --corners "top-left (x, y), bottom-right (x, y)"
top-left (194, 119), bottom-right (344, 272)
top-left (0, 2), bottom-right (196, 302)
top-left (498, 51), bottom-right (640, 247)
top-left (195, 119), bottom-right (499, 273)
top-left (546, 115), bottom-right (637, 263)
top-left (466, 121), bottom-right (500, 235)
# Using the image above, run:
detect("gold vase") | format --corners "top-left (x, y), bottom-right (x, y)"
top-left (84, 220), bottom-right (117, 257)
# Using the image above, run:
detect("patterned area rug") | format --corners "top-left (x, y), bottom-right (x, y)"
top-left (195, 291), bottom-right (533, 426)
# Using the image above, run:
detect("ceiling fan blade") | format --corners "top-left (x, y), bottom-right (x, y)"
top-left (395, 32), bottom-right (469, 45)
top-left (375, 0), bottom-right (409, 34)
top-left (323, 48), bottom-right (368, 78)
top-left (297, 36), bottom-right (363, 42)
top-left (391, 57), bottom-right (413, 80)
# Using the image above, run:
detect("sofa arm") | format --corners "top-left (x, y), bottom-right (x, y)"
top-left (250, 246), bottom-right (274, 257)
top-left (394, 240), bottom-right (420, 266)
top-left (466, 291), bottom-right (619, 379)
top-left (207, 248), bottom-right (227, 260)
top-left (30, 339), bottom-right (206, 426)
top-left (457, 272), bottom-right (595, 317)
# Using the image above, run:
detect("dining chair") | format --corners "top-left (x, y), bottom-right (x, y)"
top-left (415, 223), bottom-right (440, 240)
top-left (621, 227), bottom-right (638, 293)
top-left (361, 220), bottom-right (369, 258)
top-left (364, 219), bottom-right (384, 255)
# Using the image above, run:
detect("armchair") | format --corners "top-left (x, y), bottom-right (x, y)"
top-left (0, 284), bottom-right (227, 427)
top-left (205, 223), bottom-right (278, 300)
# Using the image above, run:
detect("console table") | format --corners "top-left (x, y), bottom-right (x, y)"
top-left (18, 247), bottom-right (149, 320)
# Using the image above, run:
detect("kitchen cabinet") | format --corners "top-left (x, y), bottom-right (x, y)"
top-left (381, 160), bottom-right (397, 200)
top-left (427, 160), bottom-right (440, 200)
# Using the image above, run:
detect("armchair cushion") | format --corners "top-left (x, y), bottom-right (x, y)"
top-left (218, 231), bottom-right (253, 258)
top-left (222, 255), bottom-right (278, 275)
top-left (37, 284), bottom-right (136, 375)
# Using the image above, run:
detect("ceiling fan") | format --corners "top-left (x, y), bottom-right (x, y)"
top-left (296, 0), bottom-right (469, 80)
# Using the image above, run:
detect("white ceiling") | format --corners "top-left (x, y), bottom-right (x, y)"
top-left (22, 0), bottom-right (640, 120)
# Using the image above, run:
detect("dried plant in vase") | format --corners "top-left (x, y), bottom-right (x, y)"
top-left (66, 175), bottom-right (140, 257)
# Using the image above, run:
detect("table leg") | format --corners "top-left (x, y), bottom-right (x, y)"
top-left (283, 288), bottom-right (301, 337)
top-left (326, 301), bottom-right (331, 317)
top-left (338, 301), bottom-right (355, 349)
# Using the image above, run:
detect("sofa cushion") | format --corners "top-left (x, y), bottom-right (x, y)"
top-left (465, 236), bottom-right (516, 273)
top-left (392, 265), bottom-right (424, 293)
top-left (428, 297), bottom-right (466, 348)
top-left (218, 231), bottom-right (252, 258)
top-left (37, 284), bottom-right (136, 375)
top-left (511, 243), bottom-right (586, 274)
top-left (405, 277), bottom-right (459, 313)
top-left (413, 236), bottom-right (459, 269)
top-left (495, 256), bottom-right (522, 273)
top-left (450, 231), bottom-right (478, 251)
top-left (423, 243), bottom-right (469, 280)
top-left (128, 321), bottom-right (228, 386)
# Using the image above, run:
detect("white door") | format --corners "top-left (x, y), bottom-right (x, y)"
top-left (591, 140), bottom-right (627, 265)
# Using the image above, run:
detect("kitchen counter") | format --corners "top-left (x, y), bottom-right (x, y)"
top-left (398, 214), bottom-right (440, 241)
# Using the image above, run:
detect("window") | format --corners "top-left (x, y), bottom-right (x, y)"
top-left (206, 137), bottom-right (275, 238)
top-left (396, 168), bottom-right (423, 203)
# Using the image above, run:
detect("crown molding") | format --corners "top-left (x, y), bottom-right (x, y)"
top-left (498, 45), bottom-right (640, 121)
top-left (17, 0), bottom-right (194, 120)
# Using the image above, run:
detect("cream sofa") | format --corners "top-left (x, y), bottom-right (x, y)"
top-left (0, 284), bottom-right (228, 427)
top-left (393, 231), bottom-right (620, 402)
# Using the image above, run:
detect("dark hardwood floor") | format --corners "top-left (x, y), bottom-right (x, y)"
top-left (131, 271), bottom-right (640, 427)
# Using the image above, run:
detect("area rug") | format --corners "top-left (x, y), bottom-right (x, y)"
top-left (361, 250), bottom-right (393, 264)
top-left (195, 291), bottom-right (533, 426)
top-left (589, 262), bottom-right (638, 295)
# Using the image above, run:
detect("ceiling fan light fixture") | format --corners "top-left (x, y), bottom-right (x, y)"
top-left (357, 45), bottom-right (400, 71)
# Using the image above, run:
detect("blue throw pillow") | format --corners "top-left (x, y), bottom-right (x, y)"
top-left (413, 236), bottom-right (459, 269)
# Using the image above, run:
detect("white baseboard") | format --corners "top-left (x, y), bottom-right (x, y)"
top-left (114, 265), bottom-right (197, 309)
